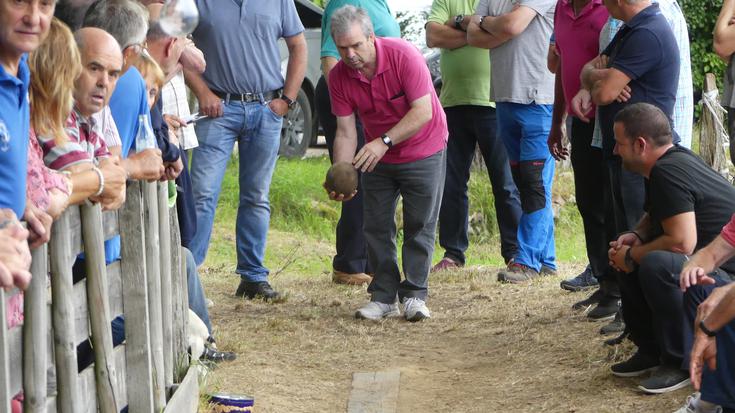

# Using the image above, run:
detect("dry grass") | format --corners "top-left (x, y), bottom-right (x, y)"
top-left (198, 238), bottom-right (692, 412)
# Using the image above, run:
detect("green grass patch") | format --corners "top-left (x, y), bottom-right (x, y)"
top-left (207, 154), bottom-right (587, 275)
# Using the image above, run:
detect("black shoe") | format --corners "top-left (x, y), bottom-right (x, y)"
top-left (637, 365), bottom-right (691, 394)
top-left (600, 310), bottom-right (625, 335)
top-left (604, 330), bottom-right (629, 346)
top-left (572, 288), bottom-right (603, 311)
top-left (201, 345), bottom-right (237, 362)
top-left (588, 298), bottom-right (620, 321)
top-left (235, 280), bottom-right (281, 301)
top-left (560, 265), bottom-right (599, 292)
top-left (611, 351), bottom-right (659, 377)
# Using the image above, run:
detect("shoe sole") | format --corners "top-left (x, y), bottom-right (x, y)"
top-left (560, 282), bottom-right (599, 292)
top-left (405, 311), bottom-right (430, 322)
top-left (355, 310), bottom-right (401, 321)
top-left (637, 378), bottom-right (691, 394)
top-left (588, 313), bottom-right (617, 322)
top-left (611, 365), bottom-right (659, 378)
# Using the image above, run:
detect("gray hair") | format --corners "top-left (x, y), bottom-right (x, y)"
top-left (330, 5), bottom-right (374, 40)
top-left (82, 0), bottom-right (148, 50)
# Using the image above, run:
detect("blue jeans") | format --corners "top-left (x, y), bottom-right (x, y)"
top-left (496, 102), bottom-right (555, 271)
top-left (190, 99), bottom-right (282, 282)
top-left (440, 105), bottom-right (520, 265)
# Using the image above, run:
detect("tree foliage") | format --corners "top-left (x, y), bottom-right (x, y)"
top-left (680, 0), bottom-right (726, 91)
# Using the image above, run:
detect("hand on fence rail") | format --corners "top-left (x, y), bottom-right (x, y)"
top-left (121, 148), bottom-right (165, 182)
top-left (23, 203), bottom-right (52, 249)
top-left (91, 158), bottom-right (128, 210)
top-left (0, 209), bottom-right (31, 290)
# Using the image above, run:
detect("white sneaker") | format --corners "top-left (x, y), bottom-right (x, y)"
top-left (673, 392), bottom-right (722, 413)
top-left (402, 297), bottom-right (431, 322)
top-left (355, 301), bottom-right (400, 321)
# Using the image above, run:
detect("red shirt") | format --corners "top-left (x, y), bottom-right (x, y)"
top-left (554, 0), bottom-right (608, 117)
top-left (328, 37), bottom-right (447, 164)
top-left (721, 214), bottom-right (735, 247)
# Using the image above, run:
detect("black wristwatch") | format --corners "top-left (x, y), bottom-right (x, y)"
top-left (479, 15), bottom-right (489, 32)
top-left (454, 14), bottom-right (465, 31)
top-left (699, 319), bottom-right (718, 337)
top-left (280, 95), bottom-right (297, 109)
top-left (381, 134), bottom-right (393, 148)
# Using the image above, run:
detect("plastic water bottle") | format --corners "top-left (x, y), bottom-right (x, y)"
top-left (135, 114), bottom-right (156, 151)
top-left (159, 0), bottom-right (199, 37)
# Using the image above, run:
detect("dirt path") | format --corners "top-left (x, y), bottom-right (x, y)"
top-left (201, 260), bottom-right (691, 413)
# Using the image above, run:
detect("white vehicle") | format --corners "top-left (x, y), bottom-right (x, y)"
top-left (278, 0), bottom-right (323, 158)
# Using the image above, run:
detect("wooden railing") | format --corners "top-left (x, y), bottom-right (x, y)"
top-left (0, 180), bottom-right (199, 412)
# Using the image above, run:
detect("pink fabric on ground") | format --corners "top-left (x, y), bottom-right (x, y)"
top-left (328, 37), bottom-right (447, 164)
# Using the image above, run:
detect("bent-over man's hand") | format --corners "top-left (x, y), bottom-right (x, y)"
top-left (323, 182), bottom-right (357, 202)
top-left (353, 139), bottom-right (389, 173)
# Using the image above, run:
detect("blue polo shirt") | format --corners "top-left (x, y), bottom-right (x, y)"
top-left (598, 3), bottom-right (679, 158)
top-left (109, 66), bottom-right (151, 157)
top-left (0, 55), bottom-right (30, 218)
top-left (320, 0), bottom-right (400, 59)
top-left (192, 0), bottom-right (305, 94)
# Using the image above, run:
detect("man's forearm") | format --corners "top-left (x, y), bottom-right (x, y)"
top-left (283, 35), bottom-right (307, 101)
top-left (580, 62), bottom-right (608, 91)
top-left (425, 21), bottom-right (467, 50)
top-left (631, 234), bottom-right (693, 263)
top-left (467, 19), bottom-right (507, 49)
top-left (333, 133), bottom-right (358, 164)
top-left (551, 69), bottom-right (567, 127)
top-left (384, 97), bottom-right (433, 145)
top-left (184, 67), bottom-right (212, 97)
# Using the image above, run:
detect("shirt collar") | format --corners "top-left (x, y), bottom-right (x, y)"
top-left (560, 0), bottom-right (604, 18)
top-left (72, 106), bottom-right (96, 130)
top-left (626, 3), bottom-right (661, 29)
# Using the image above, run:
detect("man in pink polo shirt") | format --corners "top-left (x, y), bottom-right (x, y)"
top-left (326, 5), bottom-right (447, 322)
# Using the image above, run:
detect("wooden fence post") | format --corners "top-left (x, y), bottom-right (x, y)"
top-left (700, 73), bottom-right (731, 177)
top-left (119, 181), bottom-right (155, 413)
top-left (49, 210), bottom-right (80, 413)
top-left (23, 245), bottom-right (48, 412)
top-left (0, 290), bottom-right (10, 413)
top-left (143, 181), bottom-right (166, 410)
top-left (81, 203), bottom-right (118, 411)
top-left (169, 211), bottom-right (188, 383)
top-left (158, 183), bottom-right (174, 392)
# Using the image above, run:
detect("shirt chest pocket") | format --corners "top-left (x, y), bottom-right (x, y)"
top-left (253, 13), bottom-right (280, 40)
top-left (383, 91), bottom-right (410, 117)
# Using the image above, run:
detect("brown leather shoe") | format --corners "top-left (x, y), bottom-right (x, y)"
top-left (332, 270), bottom-right (372, 285)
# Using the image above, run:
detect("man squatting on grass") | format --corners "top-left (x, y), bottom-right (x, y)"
top-left (325, 5), bottom-right (448, 322)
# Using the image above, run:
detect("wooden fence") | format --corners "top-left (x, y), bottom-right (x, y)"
top-left (0, 180), bottom-right (199, 412)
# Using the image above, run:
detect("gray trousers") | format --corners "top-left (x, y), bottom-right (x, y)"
top-left (363, 150), bottom-right (446, 304)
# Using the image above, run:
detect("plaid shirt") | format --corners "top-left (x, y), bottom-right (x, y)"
top-left (161, 72), bottom-right (199, 150)
top-left (38, 108), bottom-right (110, 171)
top-left (592, 0), bottom-right (693, 149)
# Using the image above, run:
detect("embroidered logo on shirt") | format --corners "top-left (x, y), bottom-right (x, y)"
top-left (0, 121), bottom-right (9, 152)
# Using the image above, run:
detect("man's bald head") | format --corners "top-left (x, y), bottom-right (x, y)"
top-left (145, 3), bottom-right (184, 76)
top-left (73, 27), bottom-right (123, 117)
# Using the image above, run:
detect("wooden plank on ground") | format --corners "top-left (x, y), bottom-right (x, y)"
top-left (347, 371), bottom-right (401, 413)
top-left (162, 366), bottom-right (199, 413)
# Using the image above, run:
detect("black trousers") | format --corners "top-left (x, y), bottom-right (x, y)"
top-left (619, 251), bottom-right (686, 367)
top-left (570, 118), bottom-right (610, 281)
top-left (315, 76), bottom-right (370, 274)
